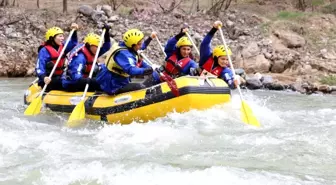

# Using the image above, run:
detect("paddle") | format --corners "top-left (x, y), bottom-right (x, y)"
top-left (218, 26), bottom-right (260, 127)
top-left (66, 29), bottom-right (106, 127)
top-left (139, 52), bottom-right (180, 97)
top-left (185, 32), bottom-right (200, 56)
top-left (24, 29), bottom-right (75, 116)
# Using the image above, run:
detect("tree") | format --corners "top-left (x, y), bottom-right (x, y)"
top-left (208, 0), bottom-right (233, 16)
top-left (63, 0), bottom-right (67, 13)
top-left (0, 0), bottom-right (10, 6)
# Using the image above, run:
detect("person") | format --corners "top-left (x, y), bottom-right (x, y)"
top-left (96, 29), bottom-right (156, 95)
top-left (199, 21), bottom-right (238, 89)
top-left (35, 23), bottom-right (79, 91)
top-left (142, 27), bottom-right (199, 87)
top-left (62, 25), bottom-right (112, 92)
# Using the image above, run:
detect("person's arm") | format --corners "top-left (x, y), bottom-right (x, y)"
top-left (35, 48), bottom-right (51, 80)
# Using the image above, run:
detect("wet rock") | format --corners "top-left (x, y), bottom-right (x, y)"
top-left (318, 85), bottom-right (331, 93)
top-left (246, 76), bottom-right (263, 89)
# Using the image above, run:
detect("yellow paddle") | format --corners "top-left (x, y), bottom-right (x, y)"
top-left (66, 29), bottom-right (106, 127)
top-left (218, 26), bottom-right (260, 127)
top-left (24, 29), bottom-right (76, 116)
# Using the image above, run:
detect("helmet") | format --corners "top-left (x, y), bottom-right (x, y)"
top-left (176, 37), bottom-right (192, 48)
top-left (84, 33), bottom-right (101, 46)
top-left (45, 27), bottom-right (64, 41)
top-left (123, 29), bottom-right (144, 48)
top-left (213, 45), bottom-right (232, 58)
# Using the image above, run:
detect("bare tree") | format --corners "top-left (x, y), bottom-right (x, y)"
top-left (63, 0), bottom-right (67, 13)
top-left (106, 0), bottom-right (125, 10)
top-left (0, 0), bottom-right (10, 6)
top-left (149, 0), bottom-right (185, 13)
top-left (297, 0), bottom-right (307, 11)
top-left (37, 0), bottom-right (39, 8)
top-left (208, 0), bottom-right (233, 16)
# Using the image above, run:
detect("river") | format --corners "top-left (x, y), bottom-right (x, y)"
top-left (0, 78), bottom-right (335, 185)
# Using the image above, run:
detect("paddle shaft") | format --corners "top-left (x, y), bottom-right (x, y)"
top-left (185, 32), bottom-right (200, 56)
top-left (39, 29), bottom-right (75, 96)
top-left (80, 29), bottom-right (106, 100)
top-left (218, 27), bottom-right (251, 123)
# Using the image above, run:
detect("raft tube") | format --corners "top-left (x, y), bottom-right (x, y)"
top-left (24, 76), bottom-right (231, 124)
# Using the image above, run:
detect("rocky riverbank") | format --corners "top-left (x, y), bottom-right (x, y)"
top-left (0, 3), bottom-right (336, 95)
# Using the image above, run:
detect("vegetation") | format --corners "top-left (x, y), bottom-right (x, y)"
top-left (319, 75), bottom-right (336, 86)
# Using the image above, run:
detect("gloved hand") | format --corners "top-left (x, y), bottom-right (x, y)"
top-left (143, 67), bottom-right (154, 75)
top-left (103, 23), bottom-right (111, 31)
top-left (189, 68), bottom-right (199, 76)
top-left (213, 20), bottom-right (223, 29)
top-left (70, 23), bottom-right (79, 30)
top-left (180, 23), bottom-right (189, 33)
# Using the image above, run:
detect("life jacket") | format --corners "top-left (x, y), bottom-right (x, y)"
top-left (42, 44), bottom-right (66, 76)
top-left (164, 52), bottom-right (191, 77)
top-left (67, 43), bottom-right (95, 78)
top-left (105, 44), bottom-right (142, 77)
top-left (202, 57), bottom-right (224, 77)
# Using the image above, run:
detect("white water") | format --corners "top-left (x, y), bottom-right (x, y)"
top-left (0, 78), bottom-right (335, 185)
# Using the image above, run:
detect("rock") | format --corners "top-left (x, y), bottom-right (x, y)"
top-left (330, 86), bottom-right (336, 91)
top-left (228, 14), bottom-right (236, 21)
top-left (271, 60), bottom-right (286, 73)
top-left (319, 49), bottom-right (336, 59)
top-left (241, 41), bottom-right (259, 58)
top-left (261, 75), bottom-right (273, 85)
top-left (246, 76), bottom-right (263, 89)
top-left (273, 30), bottom-right (306, 48)
top-left (26, 67), bottom-right (35, 76)
top-left (244, 54), bottom-right (271, 73)
top-left (78, 5), bottom-right (94, 17)
top-left (290, 82), bottom-right (306, 93)
top-left (226, 20), bottom-right (235, 28)
top-left (318, 85), bottom-right (331, 93)
top-left (102, 5), bottom-right (113, 17)
top-left (108, 15), bottom-right (119, 22)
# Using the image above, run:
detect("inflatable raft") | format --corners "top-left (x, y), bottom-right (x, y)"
top-left (24, 76), bottom-right (231, 124)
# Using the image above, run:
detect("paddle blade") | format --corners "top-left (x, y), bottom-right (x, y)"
top-left (66, 100), bottom-right (86, 128)
top-left (240, 100), bottom-right (260, 127)
top-left (24, 96), bottom-right (43, 116)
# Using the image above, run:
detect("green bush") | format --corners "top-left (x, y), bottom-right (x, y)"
top-left (319, 75), bottom-right (336, 86)
top-left (277, 11), bottom-right (305, 20)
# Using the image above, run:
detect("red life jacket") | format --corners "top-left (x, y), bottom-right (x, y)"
top-left (44, 44), bottom-right (65, 76)
top-left (164, 52), bottom-right (191, 76)
top-left (202, 57), bottom-right (224, 77)
top-left (81, 46), bottom-right (94, 78)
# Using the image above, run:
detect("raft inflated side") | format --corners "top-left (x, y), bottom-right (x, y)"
top-left (24, 76), bottom-right (231, 124)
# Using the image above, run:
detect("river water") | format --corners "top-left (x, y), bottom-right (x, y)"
top-left (0, 77), bottom-right (335, 185)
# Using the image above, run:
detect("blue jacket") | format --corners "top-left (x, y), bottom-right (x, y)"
top-left (35, 31), bottom-right (78, 84)
top-left (61, 41), bottom-right (111, 88)
top-left (152, 36), bottom-right (198, 83)
top-left (200, 29), bottom-right (235, 89)
top-left (96, 41), bottom-right (151, 95)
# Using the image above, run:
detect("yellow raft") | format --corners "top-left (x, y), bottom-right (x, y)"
top-left (24, 76), bottom-right (231, 124)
